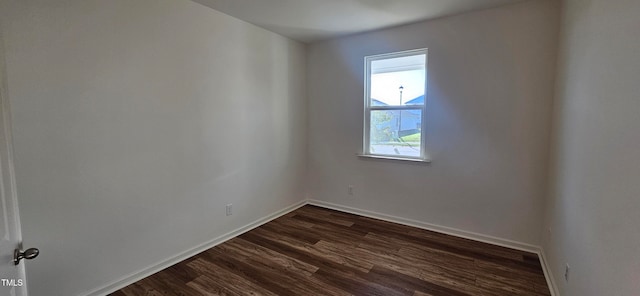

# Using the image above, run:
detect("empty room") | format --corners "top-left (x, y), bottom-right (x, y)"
top-left (0, 0), bottom-right (638, 295)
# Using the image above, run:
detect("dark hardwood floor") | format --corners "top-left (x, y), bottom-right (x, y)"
top-left (110, 205), bottom-right (551, 296)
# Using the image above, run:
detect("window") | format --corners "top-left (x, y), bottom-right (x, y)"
top-left (363, 49), bottom-right (428, 161)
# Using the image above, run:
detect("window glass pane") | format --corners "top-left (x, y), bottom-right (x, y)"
top-left (370, 54), bottom-right (425, 106)
top-left (369, 110), bottom-right (422, 158)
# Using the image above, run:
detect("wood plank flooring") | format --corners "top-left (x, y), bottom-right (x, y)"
top-left (110, 205), bottom-right (551, 296)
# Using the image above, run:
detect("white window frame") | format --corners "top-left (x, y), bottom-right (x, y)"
top-left (362, 48), bottom-right (429, 162)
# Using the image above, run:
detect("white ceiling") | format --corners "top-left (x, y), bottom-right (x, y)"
top-left (192, 0), bottom-right (525, 43)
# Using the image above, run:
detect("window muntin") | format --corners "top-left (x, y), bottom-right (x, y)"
top-left (364, 49), bottom-right (427, 160)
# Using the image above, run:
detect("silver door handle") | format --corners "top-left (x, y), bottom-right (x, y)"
top-left (14, 248), bottom-right (39, 265)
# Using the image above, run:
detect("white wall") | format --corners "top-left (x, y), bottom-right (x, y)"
top-left (0, 0), bottom-right (306, 295)
top-left (543, 0), bottom-right (640, 295)
top-left (307, 0), bottom-right (559, 246)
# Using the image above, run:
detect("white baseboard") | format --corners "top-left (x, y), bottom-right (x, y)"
top-left (537, 248), bottom-right (560, 296)
top-left (83, 199), bottom-right (307, 296)
top-left (83, 198), bottom-right (560, 296)
top-left (307, 199), bottom-right (560, 296)
top-left (307, 199), bottom-right (539, 253)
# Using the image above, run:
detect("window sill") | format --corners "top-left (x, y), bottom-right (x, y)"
top-left (357, 154), bottom-right (431, 163)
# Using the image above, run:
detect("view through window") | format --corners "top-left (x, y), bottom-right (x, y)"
top-left (364, 49), bottom-right (427, 159)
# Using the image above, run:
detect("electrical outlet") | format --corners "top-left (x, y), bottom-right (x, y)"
top-left (226, 204), bottom-right (233, 216)
top-left (348, 176), bottom-right (364, 198)
top-left (564, 264), bottom-right (570, 282)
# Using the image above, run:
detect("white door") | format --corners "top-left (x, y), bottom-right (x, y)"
top-left (0, 27), bottom-right (29, 296)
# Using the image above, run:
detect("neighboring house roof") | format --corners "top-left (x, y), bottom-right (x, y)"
top-left (371, 99), bottom-right (388, 106)
top-left (372, 95), bottom-right (424, 106)
top-left (405, 95), bottom-right (424, 105)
